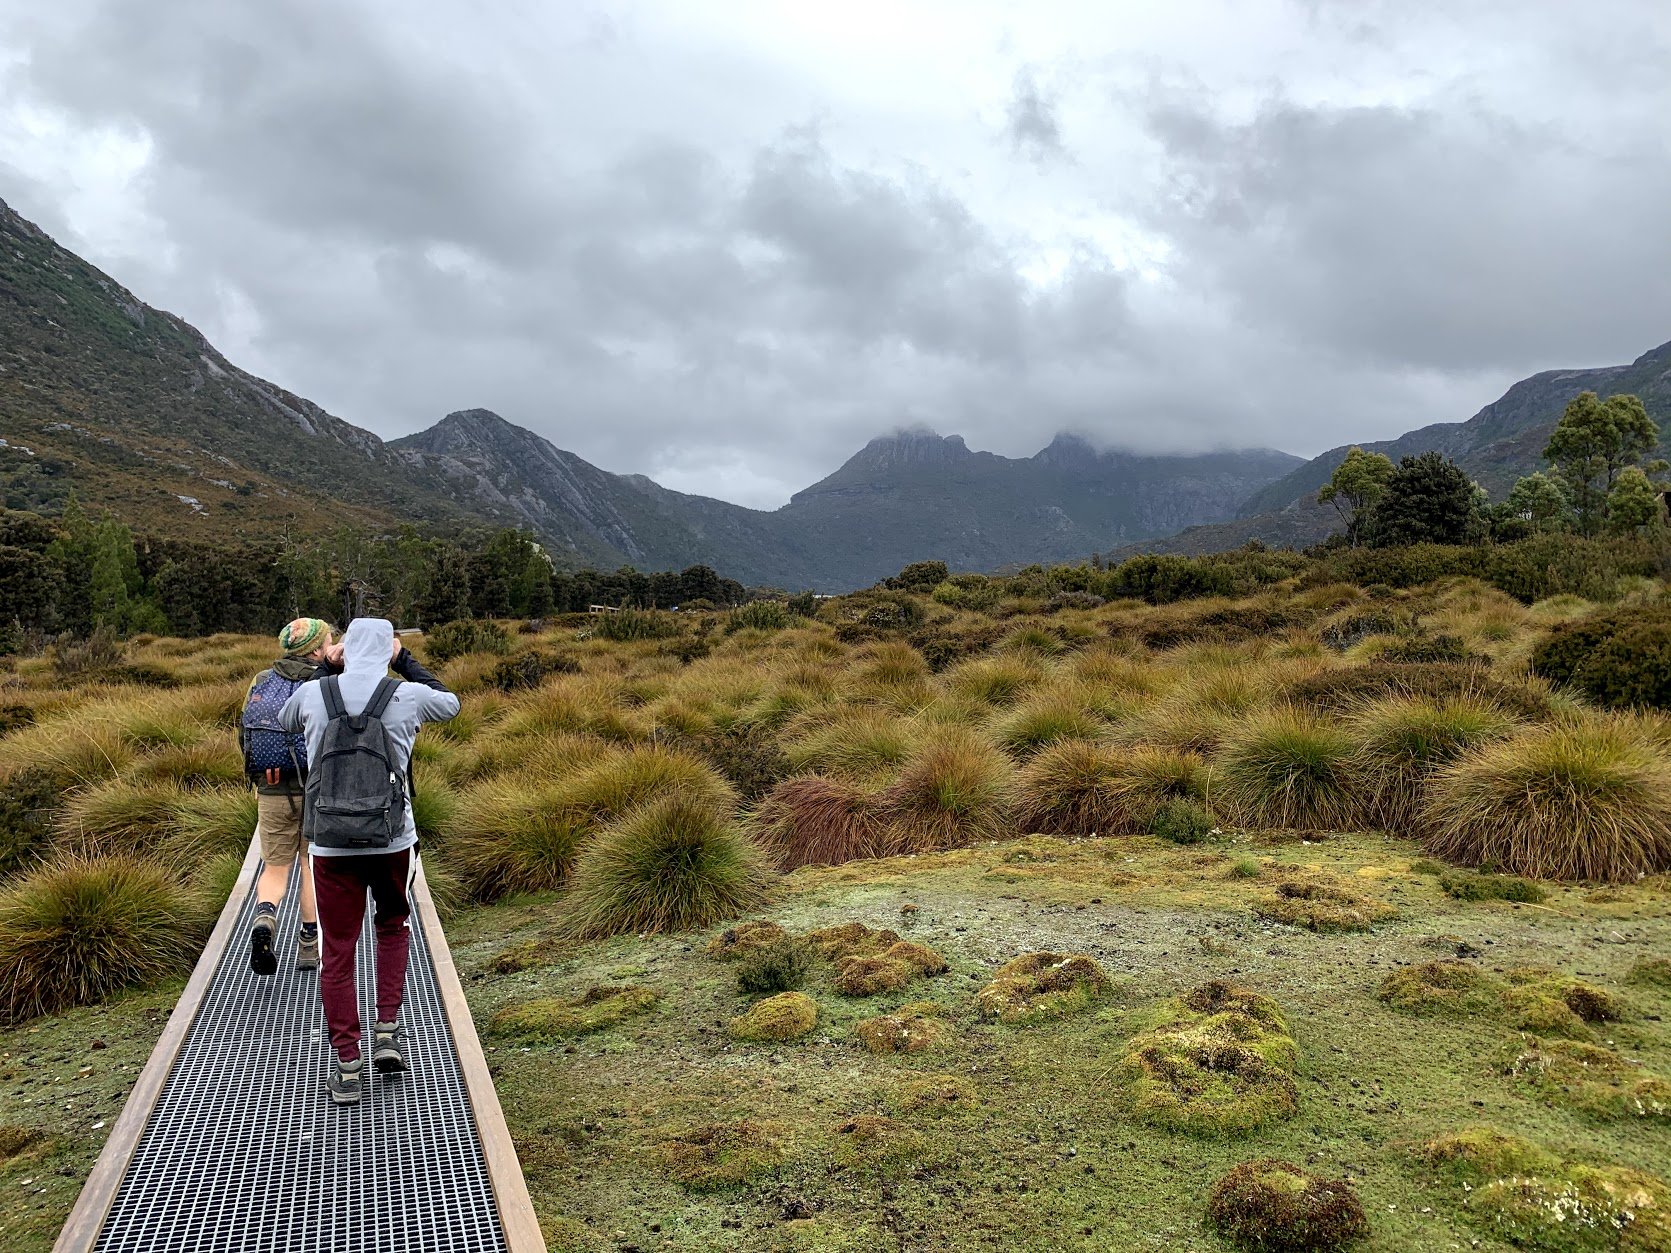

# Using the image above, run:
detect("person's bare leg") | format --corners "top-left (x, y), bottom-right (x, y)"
top-left (256, 858), bottom-right (292, 910)
top-left (298, 855), bottom-right (317, 925)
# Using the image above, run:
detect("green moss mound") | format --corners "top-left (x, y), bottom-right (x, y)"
top-left (705, 919), bottom-right (789, 959)
top-left (728, 990), bottom-right (818, 1042)
top-left (653, 1120), bottom-right (786, 1190)
top-left (488, 985), bottom-right (659, 1040)
top-left (855, 1002), bottom-right (946, 1054)
top-left (1378, 961), bottom-right (1501, 1017)
top-left (890, 1073), bottom-right (980, 1116)
top-left (1627, 957), bottom-right (1671, 990)
top-left (975, 951), bottom-right (1110, 1024)
top-left (1120, 980), bottom-right (1299, 1136)
top-left (1415, 1127), bottom-right (1671, 1252)
top-left (1504, 1038), bottom-right (1671, 1121)
top-left (1440, 869), bottom-right (1548, 903)
top-left (1206, 1158), bottom-right (1369, 1252)
top-left (829, 1115), bottom-right (925, 1173)
top-left (1254, 878), bottom-right (1396, 932)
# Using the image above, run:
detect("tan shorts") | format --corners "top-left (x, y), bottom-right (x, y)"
top-left (257, 792), bottom-right (305, 865)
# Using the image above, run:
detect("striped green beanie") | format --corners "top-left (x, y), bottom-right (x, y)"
top-left (279, 617), bottom-right (330, 657)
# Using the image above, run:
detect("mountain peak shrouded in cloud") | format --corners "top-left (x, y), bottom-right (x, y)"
top-left (2, 2), bottom-right (1668, 507)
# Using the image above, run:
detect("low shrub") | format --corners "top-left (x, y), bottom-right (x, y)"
top-left (560, 794), bottom-right (768, 938)
top-left (0, 767), bottom-right (58, 876)
top-left (1282, 663), bottom-right (1553, 721)
top-left (590, 607), bottom-right (683, 642)
top-left (725, 600), bottom-right (794, 633)
top-left (1149, 797), bottom-right (1214, 844)
top-left (1531, 606), bottom-right (1671, 710)
top-left (1206, 1159), bottom-right (1368, 1252)
top-left (423, 619), bottom-right (512, 663)
top-left (735, 937), bottom-right (813, 996)
top-left (1375, 632), bottom-right (1473, 664)
top-left (0, 855), bottom-right (204, 1024)
top-left (1215, 709), bottom-right (1357, 831)
top-left (487, 649), bottom-right (580, 692)
top-left (1421, 721), bottom-right (1671, 882)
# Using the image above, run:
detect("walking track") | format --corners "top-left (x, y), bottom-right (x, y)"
top-left (54, 848), bottom-right (544, 1252)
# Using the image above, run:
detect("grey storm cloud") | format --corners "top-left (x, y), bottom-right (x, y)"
top-left (1, 0), bottom-right (1668, 507)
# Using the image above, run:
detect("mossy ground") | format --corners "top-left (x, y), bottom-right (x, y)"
top-left (440, 829), bottom-right (1671, 1251)
top-left (5, 829), bottom-right (1668, 1250)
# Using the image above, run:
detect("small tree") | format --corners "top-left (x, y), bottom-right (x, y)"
top-left (1544, 391), bottom-right (1660, 535)
top-left (1605, 466), bottom-right (1663, 534)
top-left (1368, 452), bottom-right (1480, 547)
top-left (1504, 472), bottom-right (1571, 533)
top-left (1317, 447), bottom-right (1394, 547)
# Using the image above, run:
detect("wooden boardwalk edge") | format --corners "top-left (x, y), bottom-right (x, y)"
top-left (412, 854), bottom-right (547, 1252)
top-left (53, 838), bottom-right (264, 1253)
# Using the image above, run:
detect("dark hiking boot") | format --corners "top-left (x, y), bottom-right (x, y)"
top-left (372, 1021), bottom-right (408, 1074)
top-left (249, 911), bottom-right (278, 977)
top-left (329, 1057), bottom-right (363, 1105)
top-left (295, 927), bottom-right (320, 972)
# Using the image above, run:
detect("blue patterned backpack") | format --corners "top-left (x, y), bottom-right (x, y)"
top-left (240, 668), bottom-right (310, 785)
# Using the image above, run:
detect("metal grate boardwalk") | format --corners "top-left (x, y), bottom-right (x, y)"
top-left (92, 862), bottom-right (508, 1253)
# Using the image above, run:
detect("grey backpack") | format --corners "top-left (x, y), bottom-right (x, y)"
top-left (304, 677), bottom-right (407, 850)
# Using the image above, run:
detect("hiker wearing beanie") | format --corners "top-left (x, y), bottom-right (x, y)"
top-left (279, 617), bottom-right (459, 1106)
top-left (238, 617), bottom-right (340, 976)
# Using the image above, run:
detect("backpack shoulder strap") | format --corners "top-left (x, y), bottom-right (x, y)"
top-left (362, 677), bottom-right (400, 721)
top-left (321, 675), bottom-right (347, 719)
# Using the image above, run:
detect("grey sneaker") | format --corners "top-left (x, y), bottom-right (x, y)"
top-left (328, 1057), bottom-right (363, 1105)
top-left (249, 913), bottom-right (277, 977)
top-left (372, 1021), bottom-right (408, 1074)
top-left (296, 929), bottom-right (320, 972)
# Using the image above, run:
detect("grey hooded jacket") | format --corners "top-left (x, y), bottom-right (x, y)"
top-left (279, 617), bottom-right (459, 857)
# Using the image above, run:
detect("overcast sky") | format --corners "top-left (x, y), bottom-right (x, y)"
top-left (3, 1), bottom-right (1668, 508)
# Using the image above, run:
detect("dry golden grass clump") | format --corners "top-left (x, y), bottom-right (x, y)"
top-left (488, 985), bottom-right (660, 1040)
top-left (751, 776), bottom-right (886, 870)
top-left (854, 1001), bottom-right (945, 1054)
top-left (559, 793), bottom-right (768, 939)
top-left (975, 951), bottom-right (1109, 1024)
top-left (1504, 1037), bottom-right (1671, 1121)
top-left (1119, 980), bottom-right (1299, 1136)
top-left (1422, 720), bottom-right (1671, 882)
top-left (1345, 694), bottom-right (1518, 833)
top-left (1254, 878), bottom-right (1396, 932)
top-left (653, 1120), bottom-right (787, 1190)
top-left (0, 854), bottom-right (205, 1025)
top-left (728, 990), bottom-right (818, 1042)
top-left (1012, 741), bottom-right (1208, 837)
top-left (1205, 1158), bottom-right (1369, 1252)
top-left (1216, 708), bottom-right (1358, 831)
top-left (873, 728), bottom-right (1014, 854)
top-left (53, 780), bottom-right (184, 858)
top-left (553, 745), bottom-right (738, 827)
top-left (1122, 665), bottom-right (1274, 755)
top-left (705, 919), bottom-right (789, 959)
top-left (990, 698), bottom-right (1104, 758)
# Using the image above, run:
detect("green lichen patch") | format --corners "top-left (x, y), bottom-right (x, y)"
top-left (651, 1119), bottom-right (787, 1191)
top-left (1413, 1127), bottom-right (1671, 1251)
top-left (1503, 1037), bottom-right (1671, 1121)
top-left (828, 1114), bottom-right (925, 1173)
top-left (728, 990), bottom-right (819, 1042)
top-left (1253, 877), bottom-right (1397, 932)
top-left (974, 951), bottom-right (1110, 1024)
top-left (488, 985), bottom-right (660, 1040)
top-left (1206, 1158), bottom-right (1369, 1252)
top-left (889, 1073), bottom-right (980, 1117)
top-left (854, 1002), bottom-right (945, 1054)
top-left (704, 919), bottom-right (789, 959)
top-left (1119, 980), bottom-right (1299, 1136)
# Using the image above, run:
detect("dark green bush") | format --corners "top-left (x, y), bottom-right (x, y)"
top-left (1149, 798), bottom-right (1214, 845)
top-left (0, 768), bottom-right (57, 877)
top-left (488, 649), bottom-right (581, 692)
top-left (1531, 608), bottom-right (1671, 710)
top-left (890, 560), bottom-right (949, 592)
top-left (1377, 632), bottom-right (1473, 664)
top-left (735, 937), bottom-right (813, 996)
top-left (424, 618), bottom-right (512, 662)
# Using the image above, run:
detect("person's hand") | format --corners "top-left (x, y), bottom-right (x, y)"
top-left (391, 636), bottom-right (404, 662)
top-left (323, 643), bottom-right (345, 666)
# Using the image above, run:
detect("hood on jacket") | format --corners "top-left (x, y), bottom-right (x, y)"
top-left (340, 617), bottom-right (395, 676)
top-left (272, 656), bottom-right (319, 682)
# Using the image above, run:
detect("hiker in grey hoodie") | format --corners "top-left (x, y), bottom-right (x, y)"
top-left (279, 617), bottom-right (459, 1105)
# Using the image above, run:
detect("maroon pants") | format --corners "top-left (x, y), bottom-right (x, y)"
top-left (312, 849), bottom-right (412, 1062)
